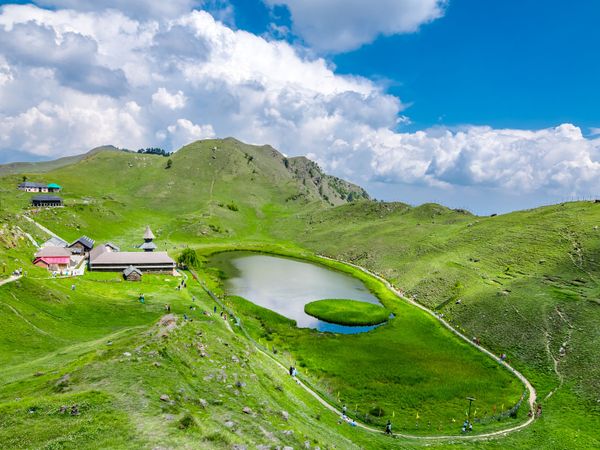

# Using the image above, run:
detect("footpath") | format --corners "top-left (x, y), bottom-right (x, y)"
top-left (192, 257), bottom-right (537, 442)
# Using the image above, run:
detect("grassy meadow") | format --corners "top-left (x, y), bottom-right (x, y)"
top-left (304, 299), bottom-right (390, 326)
top-left (0, 139), bottom-right (599, 448)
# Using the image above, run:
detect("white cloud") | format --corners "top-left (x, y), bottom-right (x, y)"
top-left (366, 124), bottom-right (600, 195)
top-left (264, 0), bottom-right (446, 52)
top-left (166, 119), bottom-right (215, 150)
top-left (589, 127), bottom-right (600, 136)
top-left (0, 3), bottom-right (599, 210)
top-left (152, 88), bottom-right (187, 110)
top-left (31, 0), bottom-right (200, 20)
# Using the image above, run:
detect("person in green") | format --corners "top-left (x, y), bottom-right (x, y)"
top-left (139, 293), bottom-right (145, 304)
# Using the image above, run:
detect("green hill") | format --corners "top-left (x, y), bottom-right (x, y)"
top-left (0, 139), bottom-right (599, 449)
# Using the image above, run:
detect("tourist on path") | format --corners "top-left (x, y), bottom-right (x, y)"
top-left (385, 420), bottom-right (392, 435)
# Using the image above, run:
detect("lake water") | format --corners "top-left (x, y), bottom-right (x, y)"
top-left (208, 251), bottom-right (386, 334)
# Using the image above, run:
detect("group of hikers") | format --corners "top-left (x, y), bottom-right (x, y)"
top-left (336, 403), bottom-right (393, 436)
top-left (461, 419), bottom-right (473, 433)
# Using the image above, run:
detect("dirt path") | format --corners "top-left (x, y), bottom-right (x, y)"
top-left (544, 306), bottom-right (573, 401)
top-left (21, 214), bottom-right (66, 241)
top-left (316, 255), bottom-right (537, 440)
top-left (194, 257), bottom-right (538, 443)
top-left (4, 291), bottom-right (51, 336)
top-left (0, 275), bottom-right (50, 336)
top-left (0, 274), bottom-right (21, 287)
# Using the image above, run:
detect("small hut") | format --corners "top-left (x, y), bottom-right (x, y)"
top-left (68, 236), bottom-right (95, 255)
top-left (31, 195), bottom-right (62, 207)
top-left (123, 266), bottom-right (142, 281)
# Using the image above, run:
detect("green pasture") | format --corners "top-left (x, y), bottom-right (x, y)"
top-left (304, 299), bottom-right (390, 326)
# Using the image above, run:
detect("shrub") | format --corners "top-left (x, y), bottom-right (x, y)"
top-left (178, 248), bottom-right (199, 269)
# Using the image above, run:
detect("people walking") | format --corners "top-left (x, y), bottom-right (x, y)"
top-left (385, 420), bottom-right (392, 435)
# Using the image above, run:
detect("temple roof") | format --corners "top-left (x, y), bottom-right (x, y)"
top-left (144, 226), bottom-right (155, 240)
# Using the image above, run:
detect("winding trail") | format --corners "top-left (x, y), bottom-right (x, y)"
top-left (316, 255), bottom-right (537, 440)
top-left (5, 292), bottom-right (51, 336)
top-left (0, 274), bottom-right (22, 287)
top-left (195, 254), bottom-right (538, 442)
top-left (21, 214), bottom-right (66, 241)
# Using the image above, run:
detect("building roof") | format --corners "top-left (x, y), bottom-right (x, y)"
top-left (41, 237), bottom-right (68, 248)
top-left (69, 235), bottom-right (95, 250)
top-left (123, 265), bottom-right (142, 277)
top-left (34, 256), bottom-right (71, 265)
top-left (90, 251), bottom-right (175, 266)
top-left (139, 241), bottom-right (157, 251)
top-left (32, 195), bottom-right (62, 202)
top-left (35, 246), bottom-right (72, 258)
top-left (88, 244), bottom-right (108, 261)
top-left (47, 183), bottom-right (62, 189)
top-left (144, 226), bottom-right (155, 240)
top-left (19, 182), bottom-right (46, 188)
top-left (105, 242), bottom-right (121, 252)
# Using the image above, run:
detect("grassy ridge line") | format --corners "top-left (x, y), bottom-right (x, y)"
top-left (316, 253), bottom-right (537, 433)
top-left (198, 248), bottom-right (535, 441)
top-left (304, 299), bottom-right (390, 326)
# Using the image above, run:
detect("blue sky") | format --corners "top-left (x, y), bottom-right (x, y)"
top-left (0, 0), bottom-right (599, 214)
top-left (228, 0), bottom-right (600, 133)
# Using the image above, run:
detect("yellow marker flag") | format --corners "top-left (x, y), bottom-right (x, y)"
top-left (416, 412), bottom-right (420, 420)
top-left (392, 411), bottom-right (395, 418)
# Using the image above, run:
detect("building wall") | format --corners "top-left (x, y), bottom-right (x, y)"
top-left (32, 201), bottom-right (62, 207)
top-left (124, 272), bottom-right (142, 281)
top-left (90, 264), bottom-right (175, 273)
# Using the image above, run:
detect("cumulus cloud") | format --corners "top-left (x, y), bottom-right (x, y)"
top-left (164, 119), bottom-right (215, 150)
top-left (264, 0), bottom-right (446, 52)
top-left (0, 2), bottom-right (599, 209)
top-left (152, 88), bottom-right (187, 110)
top-left (367, 124), bottom-right (600, 195)
top-left (0, 21), bottom-right (128, 96)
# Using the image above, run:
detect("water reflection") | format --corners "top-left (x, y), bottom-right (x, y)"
top-left (209, 252), bottom-right (385, 334)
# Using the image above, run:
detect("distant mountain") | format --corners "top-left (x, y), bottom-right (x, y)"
top-left (0, 145), bottom-right (129, 177)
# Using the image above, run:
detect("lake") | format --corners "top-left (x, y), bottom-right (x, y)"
top-left (208, 251), bottom-right (386, 334)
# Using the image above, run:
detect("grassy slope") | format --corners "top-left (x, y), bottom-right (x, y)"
top-left (274, 200), bottom-right (600, 448)
top-left (0, 272), bottom-right (393, 449)
top-left (0, 141), bottom-right (599, 448)
top-left (304, 299), bottom-right (390, 326)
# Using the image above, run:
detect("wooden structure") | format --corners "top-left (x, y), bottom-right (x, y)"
top-left (31, 195), bottom-right (62, 207)
top-left (123, 266), bottom-right (142, 281)
top-left (140, 226), bottom-right (157, 252)
top-left (68, 236), bottom-right (95, 255)
top-left (89, 249), bottom-right (175, 272)
top-left (19, 182), bottom-right (48, 192)
top-left (41, 236), bottom-right (68, 248)
top-left (33, 246), bottom-right (72, 271)
top-left (88, 226), bottom-right (175, 273)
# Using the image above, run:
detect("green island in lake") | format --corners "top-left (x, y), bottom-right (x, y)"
top-left (304, 299), bottom-right (390, 326)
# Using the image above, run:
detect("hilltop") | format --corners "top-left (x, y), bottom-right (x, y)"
top-left (0, 138), bottom-right (599, 449)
